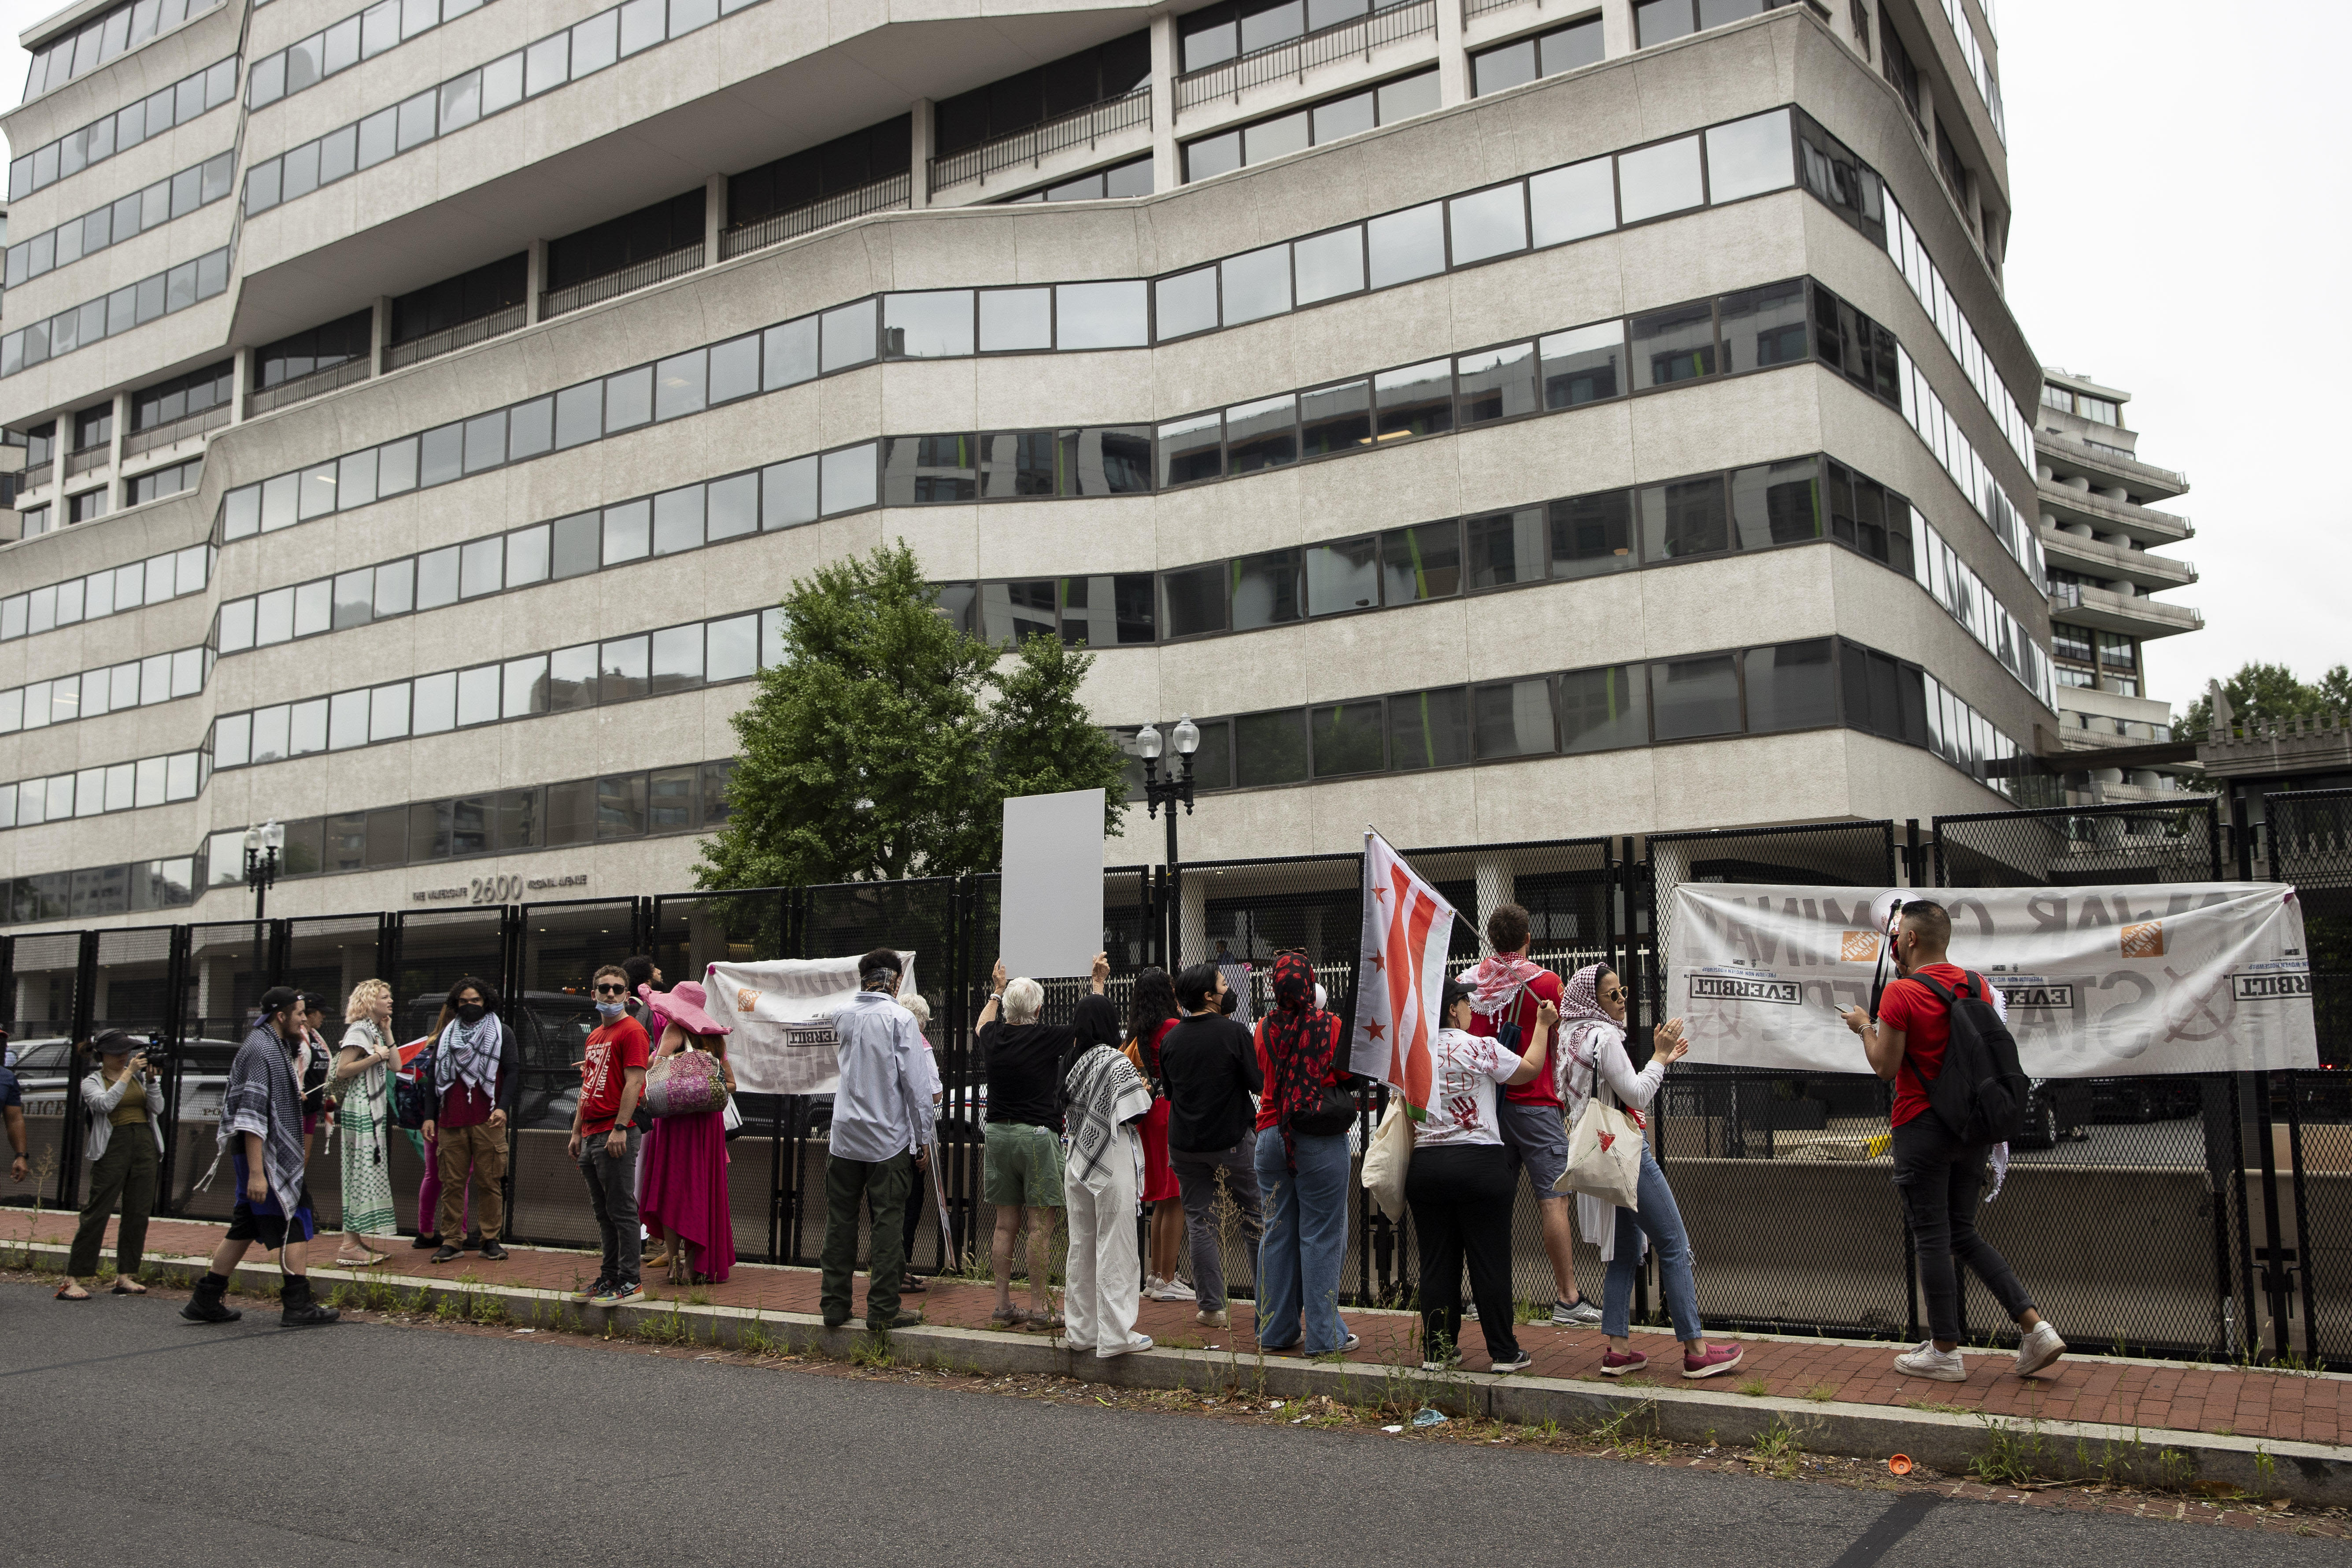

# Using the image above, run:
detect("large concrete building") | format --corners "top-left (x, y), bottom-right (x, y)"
top-left (0, 0), bottom-right (2053, 931)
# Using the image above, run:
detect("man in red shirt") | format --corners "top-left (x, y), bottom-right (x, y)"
top-left (1460, 903), bottom-right (1601, 1327)
top-left (570, 964), bottom-right (650, 1305)
top-left (1844, 899), bottom-right (2064, 1383)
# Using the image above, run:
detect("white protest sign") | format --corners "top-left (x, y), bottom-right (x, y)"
top-left (1667, 883), bottom-right (2315, 1076)
top-left (1000, 787), bottom-right (1105, 978)
top-left (703, 950), bottom-right (917, 1097)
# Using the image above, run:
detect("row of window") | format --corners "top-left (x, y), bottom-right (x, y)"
top-left (2041, 383), bottom-right (2121, 427)
top-left (2, 856), bottom-right (200, 925)
top-left (10, 55), bottom-right (237, 200)
top-left (0, 646), bottom-right (210, 736)
top-left (1177, 0), bottom-right (1408, 73)
top-left (998, 155), bottom-right (1155, 206)
top-left (0, 547), bottom-right (209, 643)
top-left (1468, 16), bottom-right (1602, 97)
top-left (1632, 0), bottom-right (1806, 48)
top-left (247, 0), bottom-right (500, 112)
top-left (1937, 0), bottom-right (2004, 143)
top-left (17, 461), bottom-right (201, 542)
top-left (0, 248), bottom-right (233, 380)
top-left (133, 361), bottom-right (235, 433)
top-left (1182, 68), bottom-right (1440, 183)
top-left (211, 607), bottom-right (784, 771)
top-left (936, 30), bottom-right (1150, 158)
top-left (253, 310), bottom-right (371, 392)
top-left (241, 0), bottom-right (771, 221)
top-left (21, 0), bottom-right (223, 104)
top-left (4, 152), bottom-right (235, 290)
top-left (2, 751), bottom-right (207, 831)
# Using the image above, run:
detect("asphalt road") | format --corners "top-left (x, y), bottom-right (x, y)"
top-left (0, 1282), bottom-right (2334, 1568)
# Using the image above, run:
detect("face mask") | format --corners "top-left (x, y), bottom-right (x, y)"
top-left (456, 1002), bottom-right (487, 1024)
top-left (595, 1000), bottom-right (625, 1020)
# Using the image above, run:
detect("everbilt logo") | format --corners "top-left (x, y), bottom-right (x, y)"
top-left (1690, 975), bottom-right (1801, 1005)
top-left (1990, 980), bottom-right (2076, 1010)
top-left (2232, 972), bottom-right (2312, 1001)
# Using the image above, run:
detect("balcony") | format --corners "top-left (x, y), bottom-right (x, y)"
top-left (2055, 582), bottom-right (2203, 639)
top-left (64, 445), bottom-right (108, 478)
top-left (2037, 481), bottom-right (2192, 546)
top-left (21, 460), bottom-right (53, 491)
top-left (383, 303), bottom-right (527, 373)
top-left (2038, 525), bottom-right (2197, 591)
top-left (123, 403), bottom-right (231, 459)
top-left (1176, 0), bottom-right (1437, 114)
top-left (719, 174), bottom-right (910, 262)
top-left (928, 89), bottom-right (1151, 196)
top-left (542, 242), bottom-right (705, 321)
top-left (2036, 427), bottom-right (2189, 500)
top-left (246, 357), bottom-right (372, 418)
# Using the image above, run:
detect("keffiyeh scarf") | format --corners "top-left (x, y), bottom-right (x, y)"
top-left (1555, 963), bottom-right (1620, 1117)
top-left (202, 1021), bottom-right (308, 1217)
top-left (1062, 1045), bottom-right (1151, 1186)
top-left (435, 1012), bottom-right (504, 1099)
top-left (1462, 952), bottom-right (1544, 1021)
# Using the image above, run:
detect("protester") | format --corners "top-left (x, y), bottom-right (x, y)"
top-left (624, 954), bottom-right (667, 1272)
top-left (1555, 965), bottom-right (1742, 1379)
top-left (820, 949), bottom-right (935, 1330)
top-left (297, 992), bottom-right (333, 1161)
top-left (58, 1030), bottom-right (165, 1300)
top-left (640, 980), bottom-right (737, 1287)
top-left (974, 954), bottom-right (1110, 1329)
top-left (1252, 953), bottom-right (1357, 1355)
top-left (1125, 967), bottom-right (1190, 1303)
top-left (570, 964), bottom-right (650, 1306)
top-left (2, 1048), bottom-right (25, 1185)
top-left (1842, 900), bottom-right (2066, 1382)
top-left (329, 981), bottom-right (400, 1267)
top-left (185, 988), bottom-right (339, 1328)
top-left (1059, 992), bottom-right (1155, 1359)
top-left (889, 992), bottom-right (939, 1291)
top-left (1460, 903), bottom-right (1602, 1327)
top-left (1406, 980), bottom-right (1554, 1372)
top-left (420, 976), bottom-right (520, 1265)
top-left (1161, 961), bottom-right (1264, 1330)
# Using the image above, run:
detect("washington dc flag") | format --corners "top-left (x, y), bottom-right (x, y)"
top-left (1349, 829), bottom-right (1457, 1120)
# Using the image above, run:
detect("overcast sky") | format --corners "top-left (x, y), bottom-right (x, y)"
top-left (1, 0), bottom-right (2342, 721)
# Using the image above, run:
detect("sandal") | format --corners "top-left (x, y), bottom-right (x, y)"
top-left (55, 1284), bottom-right (90, 1301)
top-left (990, 1305), bottom-right (1029, 1328)
top-left (111, 1280), bottom-right (148, 1295)
top-left (1026, 1310), bottom-right (1066, 1331)
top-left (336, 1252), bottom-right (388, 1268)
top-left (901, 1275), bottom-right (928, 1294)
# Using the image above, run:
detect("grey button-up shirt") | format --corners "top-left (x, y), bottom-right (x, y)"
top-left (828, 988), bottom-right (939, 1164)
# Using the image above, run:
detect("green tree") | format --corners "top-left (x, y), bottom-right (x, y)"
top-left (695, 543), bottom-right (1126, 891)
top-left (2180, 661), bottom-right (2352, 738)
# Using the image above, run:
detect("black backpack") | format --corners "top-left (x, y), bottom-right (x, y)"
top-left (1911, 971), bottom-right (2030, 1146)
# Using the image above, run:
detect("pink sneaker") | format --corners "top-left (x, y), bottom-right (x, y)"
top-left (1682, 1342), bottom-right (1744, 1379)
top-left (1599, 1349), bottom-right (1648, 1377)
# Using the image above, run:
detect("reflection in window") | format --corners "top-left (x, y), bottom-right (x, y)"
top-left (1235, 708), bottom-right (1309, 787)
top-left (1631, 303), bottom-right (1717, 388)
top-left (1161, 565), bottom-right (1226, 639)
top-left (1651, 653), bottom-right (1741, 740)
top-left (1466, 507), bottom-right (1546, 590)
top-left (1300, 380), bottom-right (1372, 456)
top-left (1375, 360), bottom-right (1453, 440)
top-left (1474, 679), bottom-right (1554, 759)
top-left (1380, 521), bottom-right (1461, 604)
top-left (1705, 108), bottom-right (1795, 204)
top-left (1058, 575), bottom-right (1155, 647)
top-left (979, 431), bottom-right (1057, 498)
top-left (1225, 395), bottom-right (1298, 473)
top-left (1716, 280), bottom-right (1808, 373)
top-left (1305, 537), bottom-right (1379, 616)
top-left (1744, 638), bottom-right (1836, 732)
top-left (1550, 490), bottom-right (1635, 579)
top-left (1230, 549), bottom-right (1304, 631)
top-left (1312, 701), bottom-right (1386, 777)
top-left (884, 433), bottom-right (978, 503)
top-left (1456, 342), bottom-right (1538, 425)
top-left (980, 581), bottom-right (1057, 647)
top-left (1058, 426), bottom-right (1153, 494)
top-left (1616, 134), bottom-right (1705, 224)
top-left (1540, 322), bottom-right (1624, 408)
top-left (1158, 413), bottom-right (1223, 487)
top-left (1389, 686), bottom-right (1471, 769)
top-left (1640, 476), bottom-right (1730, 561)
top-left (1558, 665), bottom-right (1646, 753)
top-left (1731, 458), bottom-right (1820, 549)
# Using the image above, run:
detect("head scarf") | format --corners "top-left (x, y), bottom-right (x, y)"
top-left (1260, 952), bottom-right (1341, 1171)
top-left (1556, 963), bottom-right (1623, 1111)
top-left (1463, 950), bottom-right (1545, 1020)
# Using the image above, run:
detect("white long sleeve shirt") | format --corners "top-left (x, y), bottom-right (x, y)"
top-left (828, 989), bottom-right (939, 1164)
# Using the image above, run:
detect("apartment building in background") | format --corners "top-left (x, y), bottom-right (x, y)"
top-left (0, 0), bottom-right (2054, 934)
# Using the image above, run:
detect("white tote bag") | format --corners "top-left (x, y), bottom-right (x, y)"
top-left (1360, 1098), bottom-right (1412, 1223)
top-left (1557, 1046), bottom-right (1642, 1211)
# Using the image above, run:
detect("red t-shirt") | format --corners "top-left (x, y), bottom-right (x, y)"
top-left (1878, 963), bottom-right (1970, 1128)
top-left (578, 1016), bottom-right (651, 1136)
top-left (1469, 968), bottom-right (1564, 1108)
top-left (1253, 1013), bottom-right (1342, 1132)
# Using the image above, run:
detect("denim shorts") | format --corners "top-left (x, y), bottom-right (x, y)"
top-left (982, 1121), bottom-right (1065, 1208)
top-left (1495, 1097), bottom-right (1570, 1198)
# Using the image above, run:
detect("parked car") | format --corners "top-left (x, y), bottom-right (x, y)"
top-left (2012, 1079), bottom-right (2093, 1150)
top-left (8, 1035), bottom-right (239, 1122)
top-left (2088, 1077), bottom-right (2202, 1124)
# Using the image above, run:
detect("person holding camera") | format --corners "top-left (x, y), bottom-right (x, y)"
top-left (57, 1030), bottom-right (166, 1300)
top-left (1251, 952), bottom-right (1357, 1356)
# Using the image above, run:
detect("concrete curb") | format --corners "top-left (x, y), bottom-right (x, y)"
top-left (32, 1243), bottom-right (2352, 1508)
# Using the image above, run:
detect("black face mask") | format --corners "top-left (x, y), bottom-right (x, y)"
top-left (455, 1002), bottom-right (487, 1025)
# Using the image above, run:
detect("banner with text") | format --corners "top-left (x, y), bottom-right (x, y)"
top-left (1668, 884), bottom-right (2315, 1076)
top-left (703, 950), bottom-right (918, 1098)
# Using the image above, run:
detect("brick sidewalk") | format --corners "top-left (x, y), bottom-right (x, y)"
top-left (20, 1211), bottom-right (2345, 1447)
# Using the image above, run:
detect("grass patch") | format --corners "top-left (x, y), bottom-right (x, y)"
top-left (1804, 1382), bottom-right (1837, 1403)
top-left (1972, 1417), bottom-right (2050, 1487)
top-left (1750, 1419), bottom-right (1803, 1479)
top-left (1734, 1376), bottom-right (1769, 1398)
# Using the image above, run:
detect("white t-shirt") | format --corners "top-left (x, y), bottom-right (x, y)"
top-left (1417, 1027), bottom-right (1521, 1149)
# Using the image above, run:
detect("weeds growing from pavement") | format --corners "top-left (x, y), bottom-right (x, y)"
top-left (1750, 1419), bottom-right (1804, 1479)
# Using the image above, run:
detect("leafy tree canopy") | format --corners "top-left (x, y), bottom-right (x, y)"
top-left (2180, 661), bottom-right (2352, 738)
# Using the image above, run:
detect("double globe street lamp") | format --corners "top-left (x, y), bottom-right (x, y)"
top-left (1134, 717), bottom-right (1200, 968)
top-left (244, 819), bottom-right (285, 920)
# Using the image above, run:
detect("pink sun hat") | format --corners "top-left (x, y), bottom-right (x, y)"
top-left (642, 979), bottom-right (730, 1038)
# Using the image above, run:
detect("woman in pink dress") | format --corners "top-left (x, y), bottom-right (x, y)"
top-left (636, 979), bottom-right (736, 1287)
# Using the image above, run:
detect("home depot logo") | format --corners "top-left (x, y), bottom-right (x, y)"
top-left (2120, 921), bottom-right (2165, 959)
top-left (1839, 931), bottom-right (1881, 962)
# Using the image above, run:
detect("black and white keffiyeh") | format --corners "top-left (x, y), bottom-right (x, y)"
top-left (1061, 1045), bottom-right (1151, 1185)
top-left (203, 1021), bottom-right (307, 1216)
top-left (434, 1012), bottom-right (504, 1099)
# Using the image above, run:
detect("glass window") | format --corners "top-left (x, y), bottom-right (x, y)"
top-left (547, 643), bottom-right (597, 710)
top-left (979, 431), bottom-right (1057, 498)
top-left (1456, 342), bottom-right (1538, 425)
top-left (507, 523), bottom-right (551, 585)
top-left (1057, 427), bottom-right (1152, 496)
top-left (1311, 701), bottom-right (1385, 777)
top-left (707, 471), bottom-right (758, 540)
top-left (1634, 0), bottom-right (1694, 48)
top-left (599, 636), bottom-right (650, 704)
top-left (373, 557), bottom-right (414, 616)
top-left (763, 455), bottom-right (818, 527)
top-left (455, 665), bottom-right (499, 726)
top-left (337, 447), bottom-right (380, 509)
top-left (1376, 70), bottom-right (1439, 123)
top-left (1528, 156), bottom-right (1615, 246)
top-left (1617, 134), bottom-right (1705, 223)
top-left (1448, 184), bottom-right (1527, 265)
top-left (1246, 109), bottom-right (1310, 166)
top-left (1744, 639), bottom-right (1836, 732)
top-left (650, 625), bottom-right (703, 693)
top-left (819, 444), bottom-right (877, 514)
top-left (979, 288), bottom-right (1052, 352)
top-left (368, 681), bottom-right (409, 741)
top-left (1157, 412), bottom-right (1223, 487)
top-left (597, 774), bottom-right (648, 839)
top-left (1235, 709), bottom-right (1309, 787)
top-left (1375, 360), bottom-right (1453, 440)
top-left (1056, 575), bottom-right (1154, 647)
top-left (293, 579), bottom-right (332, 636)
top-left (416, 545), bottom-right (461, 608)
top-left (763, 316), bottom-right (819, 387)
top-left (652, 485), bottom-right (705, 553)
top-left (1305, 536), bottom-right (1379, 617)
top-left (571, 7), bottom-right (619, 74)
top-left (459, 536), bottom-right (503, 598)
top-left (655, 349), bottom-right (707, 420)
top-left (603, 499), bottom-right (650, 563)
top-left (819, 299), bottom-right (876, 371)
top-left (706, 614), bottom-right (758, 681)
top-left (1465, 507), bottom-right (1546, 590)
top-left (1631, 302), bottom-right (1716, 389)
top-left (883, 434), bottom-right (977, 504)
top-left (412, 671), bottom-right (456, 734)
top-left (1160, 563), bottom-right (1226, 639)
top-left (1472, 38), bottom-right (1538, 97)
top-left (979, 582), bottom-right (1057, 647)
top-left (1299, 379), bottom-right (1371, 457)
top-left (378, 436), bottom-right (421, 496)
top-left (1220, 244), bottom-right (1291, 325)
top-left (1716, 280), bottom-right (1808, 373)
top-left (1380, 520), bottom-right (1461, 603)
top-left (647, 766), bottom-right (696, 833)
top-left (1224, 395), bottom-right (1297, 474)
top-left (603, 366), bottom-right (652, 431)
top-left (551, 512), bottom-right (600, 577)
top-left (1557, 664), bottom-right (1646, 753)
top-left (544, 779), bottom-right (594, 846)
top-left (1230, 549), bottom-right (1303, 631)
top-left (214, 712), bottom-right (251, 767)
top-left (1731, 457), bottom-right (1820, 549)
top-left (1054, 281), bottom-right (1148, 349)
top-left (1291, 226), bottom-right (1363, 306)
top-left (1651, 652), bottom-right (1741, 740)
top-left (1537, 321), bottom-right (1623, 409)
top-left (1473, 678), bottom-right (1554, 759)
top-left (419, 422), bottom-right (464, 486)
top-left (328, 689), bottom-right (369, 751)
top-left (1154, 266), bottom-right (1219, 340)
top-left (1550, 489), bottom-right (1636, 579)
top-left (1705, 108), bottom-right (1794, 203)
top-left (707, 335), bottom-right (759, 404)
top-left (1388, 686), bottom-right (1471, 770)
top-left (1640, 475), bottom-right (1730, 561)
top-left (332, 569), bottom-right (374, 629)
top-left (884, 290), bottom-right (974, 358)
top-left (1365, 201), bottom-right (1445, 288)
top-left (289, 698), bottom-right (329, 755)
top-left (1183, 129), bottom-right (1242, 183)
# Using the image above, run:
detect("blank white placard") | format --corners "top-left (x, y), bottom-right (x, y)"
top-left (999, 787), bottom-right (1105, 979)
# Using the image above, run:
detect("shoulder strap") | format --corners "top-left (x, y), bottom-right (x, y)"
top-left (1910, 972), bottom-right (1956, 1006)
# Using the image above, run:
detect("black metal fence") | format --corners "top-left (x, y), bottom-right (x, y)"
top-left (10, 792), bottom-right (2351, 1367)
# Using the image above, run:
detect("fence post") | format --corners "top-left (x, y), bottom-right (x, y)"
top-left (1904, 819), bottom-right (1922, 888)
top-left (155, 924), bottom-right (192, 1218)
top-left (55, 930), bottom-right (101, 1211)
top-left (2231, 795), bottom-right (2253, 882)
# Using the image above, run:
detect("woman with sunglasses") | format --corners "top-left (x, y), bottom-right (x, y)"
top-left (1557, 964), bottom-right (1742, 1380)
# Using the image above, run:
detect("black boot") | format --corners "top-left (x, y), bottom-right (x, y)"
top-left (279, 1274), bottom-right (341, 1328)
top-left (409, 1231), bottom-right (440, 1250)
top-left (181, 1271), bottom-right (241, 1324)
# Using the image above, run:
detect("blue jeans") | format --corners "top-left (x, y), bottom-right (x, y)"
top-left (1601, 1145), bottom-right (1703, 1342)
top-left (1253, 1128), bottom-right (1352, 1353)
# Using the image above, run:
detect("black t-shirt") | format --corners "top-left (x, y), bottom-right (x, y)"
top-left (979, 1020), bottom-right (1069, 1131)
top-left (1159, 1013), bottom-right (1262, 1153)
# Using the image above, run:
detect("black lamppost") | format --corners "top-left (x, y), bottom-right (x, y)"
top-left (1135, 717), bottom-right (1200, 966)
top-left (243, 819), bottom-right (284, 920)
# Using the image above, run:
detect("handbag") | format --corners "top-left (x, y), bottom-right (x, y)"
top-left (1360, 1097), bottom-right (1412, 1222)
top-left (643, 1049), bottom-right (730, 1118)
top-left (1276, 1017), bottom-right (1357, 1138)
top-left (1557, 1035), bottom-right (1643, 1210)
top-left (721, 1095), bottom-right (744, 1141)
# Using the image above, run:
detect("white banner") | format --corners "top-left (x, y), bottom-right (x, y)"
top-left (701, 950), bottom-right (917, 1097)
top-left (1667, 883), bottom-right (2316, 1076)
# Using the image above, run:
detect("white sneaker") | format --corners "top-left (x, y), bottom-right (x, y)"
top-left (1553, 1299), bottom-right (1604, 1327)
top-left (2013, 1320), bottom-right (2067, 1377)
top-left (1894, 1340), bottom-right (1967, 1382)
top-left (1100, 1335), bottom-right (1153, 1360)
top-left (1144, 1276), bottom-right (1193, 1303)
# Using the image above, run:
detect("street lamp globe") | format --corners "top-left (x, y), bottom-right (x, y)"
top-left (1135, 724), bottom-right (1163, 761)
top-left (1172, 716), bottom-right (1200, 757)
top-left (243, 825), bottom-right (261, 854)
top-left (260, 819), bottom-right (285, 852)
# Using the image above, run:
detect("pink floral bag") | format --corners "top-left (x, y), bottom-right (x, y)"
top-left (643, 1049), bottom-right (729, 1118)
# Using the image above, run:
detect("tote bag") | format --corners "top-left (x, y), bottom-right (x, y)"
top-left (643, 1050), bottom-right (730, 1118)
top-left (1360, 1098), bottom-right (1412, 1222)
top-left (1557, 1040), bottom-right (1642, 1211)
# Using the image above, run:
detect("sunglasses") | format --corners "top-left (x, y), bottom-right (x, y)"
top-left (1598, 986), bottom-right (1626, 1002)
top-left (594, 984), bottom-right (628, 996)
